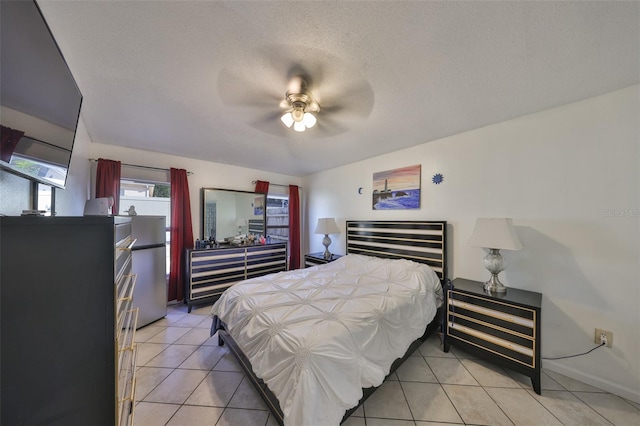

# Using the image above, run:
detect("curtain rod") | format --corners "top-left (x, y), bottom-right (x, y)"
top-left (89, 158), bottom-right (193, 175)
top-left (252, 180), bottom-right (302, 189)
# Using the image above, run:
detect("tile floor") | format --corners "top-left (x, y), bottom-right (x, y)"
top-left (133, 303), bottom-right (639, 426)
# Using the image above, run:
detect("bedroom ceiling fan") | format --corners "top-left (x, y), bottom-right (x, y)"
top-left (279, 76), bottom-right (319, 132)
top-left (216, 45), bottom-right (375, 138)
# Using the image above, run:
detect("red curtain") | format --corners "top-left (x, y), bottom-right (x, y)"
top-left (288, 185), bottom-right (301, 270)
top-left (95, 158), bottom-right (121, 215)
top-left (254, 180), bottom-right (270, 194)
top-left (1, 125), bottom-right (24, 163)
top-left (168, 168), bottom-right (194, 301)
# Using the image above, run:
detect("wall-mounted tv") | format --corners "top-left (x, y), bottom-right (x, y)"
top-left (0, 0), bottom-right (82, 189)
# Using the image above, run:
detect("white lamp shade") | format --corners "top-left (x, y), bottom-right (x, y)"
top-left (280, 112), bottom-right (294, 128)
top-left (236, 218), bottom-right (247, 227)
top-left (314, 217), bottom-right (340, 235)
top-left (468, 218), bottom-right (523, 250)
top-left (303, 112), bottom-right (317, 128)
top-left (281, 109), bottom-right (316, 132)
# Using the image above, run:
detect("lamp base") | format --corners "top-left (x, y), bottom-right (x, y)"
top-left (483, 249), bottom-right (507, 293)
top-left (322, 234), bottom-right (332, 259)
top-left (484, 274), bottom-right (507, 293)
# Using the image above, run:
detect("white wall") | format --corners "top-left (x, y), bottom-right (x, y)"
top-left (303, 86), bottom-right (640, 403)
top-left (89, 143), bottom-right (302, 241)
top-left (55, 116), bottom-right (91, 215)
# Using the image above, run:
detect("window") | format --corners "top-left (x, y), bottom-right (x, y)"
top-left (33, 182), bottom-right (54, 216)
top-left (120, 179), bottom-right (171, 274)
top-left (266, 194), bottom-right (288, 244)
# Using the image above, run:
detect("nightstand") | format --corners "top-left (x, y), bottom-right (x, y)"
top-left (443, 278), bottom-right (542, 394)
top-left (304, 252), bottom-right (343, 267)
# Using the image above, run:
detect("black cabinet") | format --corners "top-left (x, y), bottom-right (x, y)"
top-left (0, 216), bottom-right (136, 425)
top-left (304, 252), bottom-right (343, 267)
top-left (444, 278), bottom-right (542, 394)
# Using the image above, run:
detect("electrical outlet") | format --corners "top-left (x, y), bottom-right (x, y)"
top-left (595, 328), bottom-right (613, 348)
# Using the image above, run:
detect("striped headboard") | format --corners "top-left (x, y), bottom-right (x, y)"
top-left (346, 220), bottom-right (447, 282)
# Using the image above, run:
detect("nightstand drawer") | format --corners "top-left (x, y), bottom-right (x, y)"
top-left (446, 313), bottom-right (534, 347)
top-left (448, 321), bottom-right (534, 366)
top-left (447, 296), bottom-right (535, 337)
top-left (448, 292), bottom-right (535, 323)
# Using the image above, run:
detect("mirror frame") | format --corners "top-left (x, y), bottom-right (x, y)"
top-left (201, 188), bottom-right (267, 241)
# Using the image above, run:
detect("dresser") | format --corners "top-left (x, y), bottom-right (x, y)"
top-left (304, 251), bottom-right (343, 267)
top-left (185, 242), bottom-right (287, 311)
top-left (443, 278), bottom-right (542, 394)
top-left (0, 216), bottom-right (138, 425)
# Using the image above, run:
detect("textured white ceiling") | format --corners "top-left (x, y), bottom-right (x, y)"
top-left (37, 1), bottom-right (639, 177)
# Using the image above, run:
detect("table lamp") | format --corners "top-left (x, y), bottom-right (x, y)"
top-left (468, 218), bottom-right (523, 293)
top-left (236, 218), bottom-right (246, 235)
top-left (314, 218), bottom-right (340, 259)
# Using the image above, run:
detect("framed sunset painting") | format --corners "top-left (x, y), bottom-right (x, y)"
top-left (372, 164), bottom-right (421, 210)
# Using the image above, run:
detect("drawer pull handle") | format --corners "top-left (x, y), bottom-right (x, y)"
top-left (117, 238), bottom-right (137, 251)
top-left (125, 238), bottom-right (137, 251)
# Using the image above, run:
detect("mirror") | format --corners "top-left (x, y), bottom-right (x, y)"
top-left (202, 188), bottom-right (266, 242)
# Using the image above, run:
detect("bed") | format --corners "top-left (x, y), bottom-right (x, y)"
top-left (210, 220), bottom-right (447, 425)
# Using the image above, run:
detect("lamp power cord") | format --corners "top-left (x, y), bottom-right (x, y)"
top-left (542, 342), bottom-right (605, 360)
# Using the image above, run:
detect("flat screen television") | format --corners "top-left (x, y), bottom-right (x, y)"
top-left (0, 0), bottom-right (82, 189)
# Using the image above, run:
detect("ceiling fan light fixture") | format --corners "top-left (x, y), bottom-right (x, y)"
top-left (293, 121), bottom-right (306, 132)
top-left (279, 80), bottom-right (320, 132)
top-left (280, 112), bottom-right (294, 128)
top-left (303, 112), bottom-right (317, 128)
top-left (291, 106), bottom-right (305, 122)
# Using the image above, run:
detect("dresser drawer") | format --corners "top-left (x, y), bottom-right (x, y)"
top-left (115, 222), bottom-right (130, 242)
top-left (246, 244), bottom-right (287, 278)
top-left (190, 249), bottom-right (246, 300)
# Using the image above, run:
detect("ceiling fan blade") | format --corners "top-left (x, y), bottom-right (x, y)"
top-left (248, 111), bottom-right (294, 137)
top-left (313, 115), bottom-right (350, 137)
top-left (316, 79), bottom-right (375, 120)
top-left (305, 103), bottom-right (320, 113)
top-left (279, 99), bottom-right (290, 109)
top-left (217, 68), bottom-right (284, 109)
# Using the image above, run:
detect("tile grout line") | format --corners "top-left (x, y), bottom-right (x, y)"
top-left (134, 316), bottom-right (211, 416)
top-left (161, 330), bottom-right (228, 425)
top-left (440, 346), bottom-right (473, 425)
top-left (457, 355), bottom-right (518, 426)
top-left (134, 325), bottom-right (174, 406)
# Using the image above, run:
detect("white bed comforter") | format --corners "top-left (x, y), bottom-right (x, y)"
top-left (210, 254), bottom-right (443, 426)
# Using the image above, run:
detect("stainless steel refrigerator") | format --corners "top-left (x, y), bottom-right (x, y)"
top-left (131, 215), bottom-right (167, 328)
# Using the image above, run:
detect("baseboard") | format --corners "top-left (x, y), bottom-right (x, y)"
top-left (543, 360), bottom-right (640, 404)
